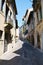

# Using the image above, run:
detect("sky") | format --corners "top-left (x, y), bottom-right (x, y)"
top-left (15, 0), bottom-right (32, 27)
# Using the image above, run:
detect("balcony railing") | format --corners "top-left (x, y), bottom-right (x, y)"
top-left (7, 16), bottom-right (13, 26)
top-left (4, 16), bottom-right (13, 29)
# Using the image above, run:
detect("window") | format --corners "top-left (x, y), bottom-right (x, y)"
top-left (37, 11), bottom-right (39, 22)
top-left (24, 30), bottom-right (28, 35)
top-left (0, 30), bottom-right (3, 39)
top-left (1, 0), bottom-right (5, 11)
top-left (16, 19), bottom-right (18, 29)
top-left (37, 6), bottom-right (42, 24)
top-left (10, 11), bottom-right (12, 16)
top-left (6, 4), bottom-right (9, 19)
top-left (39, 6), bottom-right (42, 20)
top-left (5, 4), bottom-right (9, 22)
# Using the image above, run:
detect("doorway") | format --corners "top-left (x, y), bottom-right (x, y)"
top-left (37, 33), bottom-right (41, 49)
top-left (4, 29), bottom-right (12, 52)
top-left (31, 34), bottom-right (34, 46)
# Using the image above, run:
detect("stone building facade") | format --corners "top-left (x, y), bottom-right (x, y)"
top-left (0, 0), bottom-right (18, 56)
top-left (33, 0), bottom-right (43, 51)
top-left (22, 8), bottom-right (34, 44)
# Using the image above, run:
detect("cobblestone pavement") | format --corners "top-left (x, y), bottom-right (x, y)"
top-left (0, 40), bottom-right (43, 65)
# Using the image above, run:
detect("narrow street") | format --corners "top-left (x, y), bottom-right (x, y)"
top-left (0, 0), bottom-right (43, 65)
top-left (0, 40), bottom-right (43, 65)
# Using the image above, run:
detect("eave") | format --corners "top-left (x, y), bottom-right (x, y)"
top-left (7, 0), bottom-right (17, 14)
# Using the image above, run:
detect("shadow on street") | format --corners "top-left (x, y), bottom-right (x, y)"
top-left (0, 40), bottom-right (43, 65)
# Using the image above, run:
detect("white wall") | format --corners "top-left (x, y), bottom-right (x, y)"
top-left (0, 12), bottom-right (5, 56)
top-left (16, 28), bottom-right (19, 37)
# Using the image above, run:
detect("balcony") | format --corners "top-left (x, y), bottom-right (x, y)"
top-left (4, 17), bottom-right (13, 29)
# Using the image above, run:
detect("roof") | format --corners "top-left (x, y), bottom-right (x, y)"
top-left (22, 8), bottom-right (33, 22)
